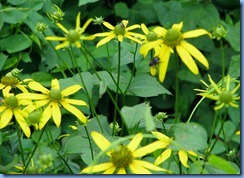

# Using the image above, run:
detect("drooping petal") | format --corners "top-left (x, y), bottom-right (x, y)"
top-left (187, 150), bottom-right (198, 157)
top-left (103, 21), bottom-right (115, 30)
top-left (133, 160), bottom-right (167, 172)
top-left (124, 34), bottom-right (142, 44)
top-left (61, 102), bottom-right (87, 124)
top-left (0, 109), bottom-right (13, 129)
top-left (61, 85), bottom-right (82, 96)
top-left (45, 36), bottom-right (67, 41)
top-left (74, 41), bottom-right (81, 48)
top-left (51, 79), bottom-right (60, 90)
top-left (16, 85), bottom-right (28, 93)
top-left (141, 23), bottom-right (149, 34)
top-left (117, 167), bottom-right (126, 174)
top-left (3, 86), bottom-right (12, 96)
top-left (103, 166), bottom-right (117, 174)
top-left (28, 82), bottom-right (49, 94)
top-left (56, 23), bottom-right (69, 34)
top-left (62, 98), bottom-right (87, 106)
top-left (158, 45), bottom-right (171, 82)
top-left (133, 140), bottom-right (164, 158)
top-left (91, 131), bottom-right (111, 152)
top-left (75, 12), bottom-right (81, 31)
top-left (55, 41), bottom-right (70, 50)
top-left (80, 35), bottom-right (95, 40)
top-left (96, 33), bottom-right (116, 47)
top-left (155, 148), bottom-right (172, 165)
top-left (151, 131), bottom-right (171, 142)
top-left (127, 133), bottom-right (143, 152)
top-left (51, 102), bottom-right (61, 127)
top-left (80, 18), bottom-right (93, 34)
top-left (94, 32), bottom-right (113, 37)
top-left (0, 106), bottom-right (6, 113)
top-left (82, 162), bottom-right (114, 173)
top-left (182, 29), bottom-right (211, 39)
top-left (176, 45), bottom-right (199, 75)
top-left (139, 40), bottom-right (163, 57)
top-left (150, 66), bottom-right (157, 76)
top-left (180, 41), bottom-right (209, 69)
top-left (129, 162), bottom-right (151, 174)
top-left (127, 31), bottom-right (145, 38)
top-left (39, 104), bottom-right (52, 129)
top-left (14, 109), bottom-right (31, 138)
top-left (178, 150), bottom-right (189, 168)
top-left (117, 35), bottom-right (123, 42)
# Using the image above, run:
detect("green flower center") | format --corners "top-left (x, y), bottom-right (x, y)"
top-left (5, 96), bottom-right (18, 108)
top-left (164, 29), bottom-right (182, 47)
top-left (110, 145), bottom-right (133, 169)
top-left (49, 89), bottom-right (62, 102)
top-left (67, 30), bottom-right (80, 43)
top-left (1, 76), bottom-right (19, 86)
top-left (114, 23), bottom-right (126, 35)
top-left (27, 111), bottom-right (42, 124)
top-left (219, 91), bottom-right (233, 104)
top-left (147, 31), bottom-right (158, 41)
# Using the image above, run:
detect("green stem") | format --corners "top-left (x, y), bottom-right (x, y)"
top-left (16, 125), bottom-right (25, 167)
top-left (112, 41), bottom-right (121, 135)
top-left (84, 126), bottom-right (94, 160)
top-left (174, 49), bottom-right (180, 123)
top-left (220, 39), bottom-right (225, 84)
top-left (23, 126), bottom-right (46, 173)
top-left (186, 97), bottom-right (205, 123)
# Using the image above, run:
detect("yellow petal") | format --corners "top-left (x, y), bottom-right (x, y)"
top-left (121, 20), bottom-right (128, 27)
top-left (178, 150), bottom-right (189, 168)
top-left (139, 40), bottom-right (162, 57)
top-left (127, 133), bottom-right (143, 152)
top-left (172, 22), bottom-right (183, 31)
top-left (0, 109), bottom-right (13, 129)
top-left (61, 85), bottom-right (82, 96)
top-left (126, 24), bottom-right (140, 31)
top-left (75, 41), bottom-right (81, 48)
top-left (150, 66), bottom-right (157, 76)
top-left (182, 29), bottom-right (211, 39)
top-left (118, 35), bottom-right (123, 42)
top-left (14, 110), bottom-right (31, 138)
top-left (141, 23), bottom-right (149, 34)
top-left (0, 83), bottom-right (5, 89)
top-left (103, 21), bottom-right (115, 30)
top-left (117, 167), bottom-right (126, 174)
top-left (103, 166), bottom-right (116, 174)
top-left (94, 32), bottom-right (113, 37)
top-left (39, 104), bottom-right (52, 129)
top-left (158, 45), bottom-right (171, 82)
top-left (125, 34), bottom-right (142, 44)
top-left (153, 26), bottom-right (167, 36)
top-left (129, 162), bottom-right (151, 174)
top-left (91, 131), bottom-right (111, 152)
top-left (28, 82), bottom-right (49, 94)
top-left (180, 41), bottom-right (209, 69)
top-left (187, 150), bottom-right (198, 157)
top-left (55, 41), bottom-right (70, 50)
top-left (81, 162), bottom-right (114, 173)
top-left (51, 79), bottom-right (60, 90)
top-left (61, 102), bottom-right (87, 124)
top-left (51, 102), bottom-right (61, 127)
top-left (151, 131), bottom-right (170, 142)
top-left (96, 33), bottom-right (116, 47)
top-left (62, 98), bottom-right (87, 106)
top-left (133, 160), bottom-right (168, 172)
top-left (155, 148), bottom-right (172, 165)
top-left (45, 36), bottom-right (67, 41)
top-left (80, 18), bottom-right (93, 34)
top-left (56, 23), bottom-right (69, 34)
top-left (18, 93), bottom-right (48, 100)
top-left (16, 85), bottom-right (28, 93)
top-left (176, 45), bottom-right (199, 74)
top-left (75, 12), bottom-right (81, 31)
top-left (0, 106), bottom-right (6, 113)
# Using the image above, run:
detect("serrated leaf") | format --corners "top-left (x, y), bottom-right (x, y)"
top-left (171, 122), bottom-right (208, 151)
top-left (126, 74), bottom-right (171, 97)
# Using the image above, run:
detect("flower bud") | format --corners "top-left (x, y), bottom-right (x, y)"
top-left (47, 4), bottom-right (65, 22)
top-left (36, 23), bottom-right (48, 32)
top-left (212, 24), bottom-right (227, 40)
top-left (93, 16), bottom-right (104, 25)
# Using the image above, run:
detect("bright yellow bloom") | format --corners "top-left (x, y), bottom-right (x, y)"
top-left (0, 76), bottom-right (30, 93)
top-left (18, 79), bottom-right (88, 129)
top-left (81, 131), bottom-right (168, 174)
top-left (94, 20), bottom-right (144, 47)
top-left (196, 75), bottom-right (240, 110)
top-left (45, 12), bottom-right (94, 50)
top-left (141, 22), bottom-right (211, 82)
top-left (0, 88), bottom-right (34, 138)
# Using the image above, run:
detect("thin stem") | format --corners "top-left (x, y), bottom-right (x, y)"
top-left (112, 41), bottom-right (121, 135)
top-left (84, 126), bottom-right (94, 160)
top-left (16, 125), bottom-right (25, 167)
top-left (174, 49), bottom-right (180, 123)
top-left (186, 97), bottom-right (205, 123)
top-left (220, 39), bottom-right (225, 85)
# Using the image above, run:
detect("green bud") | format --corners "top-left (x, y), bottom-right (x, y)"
top-left (36, 23), bottom-right (48, 32)
top-left (47, 4), bottom-right (65, 22)
top-left (212, 24), bottom-right (227, 40)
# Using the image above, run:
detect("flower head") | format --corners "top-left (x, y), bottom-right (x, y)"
top-left (141, 22), bottom-right (211, 82)
top-left (94, 20), bottom-right (144, 47)
top-left (45, 12), bottom-right (94, 50)
top-left (81, 131), bottom-right (168, 174)
top-left (18, 79), bottom-right (88, 129)
top-left (0, 88), bottom-right (34, 137)
top-left (196, 75), bottom-right (240, 110)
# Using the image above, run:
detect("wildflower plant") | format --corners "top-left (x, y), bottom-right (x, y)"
top-left (0, 0), bottom-right (240, 175)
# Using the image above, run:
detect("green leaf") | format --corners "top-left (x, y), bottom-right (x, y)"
top-left (209, 139), bottom-right (226, 154)
top-left (2, 56), bottom-right (18, 70)
top-left (0, 53), bottom-right (8, 71)
top-left (114, 2), bottom-right (129, 19)
top-left (208, 154), bottom-right (239, 174)
top-left (228, 55), bottom-right (240, 78)
top-left (171, 122), bottom-right (208, 151)
top-left (214, 120), bottom-right (236, 141)
top-left (31, 71), bottom-right (54, 87)
top-left (0, 34), bottom-right (32, 53)
top-left (225, 21), bottom-right (240, 51)
top-left (78, 0), bottom-right (99, 6)
top-left (7, 0), bottom-right (27, 5)
top-left (181, 2), bottom-right (219, 31)
top-left (64, 136), bottom-right (85, 154)
top-left (73, 72), bottom-right (94, 97)
top-left (126, 74), bottom-right (171, 97)
top-left (178, 69), bottom-right (202, 83)
top-left (121, 102), bottom-right (155, 132)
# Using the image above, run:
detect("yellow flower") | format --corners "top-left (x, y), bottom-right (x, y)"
top-left (0, 76), bottom-right (30, 93)
top-left (196, 75), bottom-right (240, 110)
top-left (18, 79), bottom-right (88, 129)
top-left (81, 131), bottom-right (168, 174)
top-left (45, 12), bottom-right (94, 50)
top-left (141, 22), bottom-right (211, 82)
top-left (0, 88), bottom-right (34, 138)
top-left (94, 20), bottom-right (144, 47)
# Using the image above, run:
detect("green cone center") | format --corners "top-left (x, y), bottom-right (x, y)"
top-left (114, 23), bottom-right (126, 35)
top-left (49, 89), bottom-right (62, 101)
top-left (67, 30), bottom-right (80, 43)
top-left (147, 31), bottom-right (158, 41)
top-left (110, 145), bottom-right (133, 169)
top-left (164, 29), bottom-right (182, 47)
top-left (1, 76), bottom-right (19, 86)
top-left (219, 91), bottom-right (233, 104)
top-left (27, 111), bottom-right (42, 124)
top-left (5, 96), bottom-right (18, 108)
